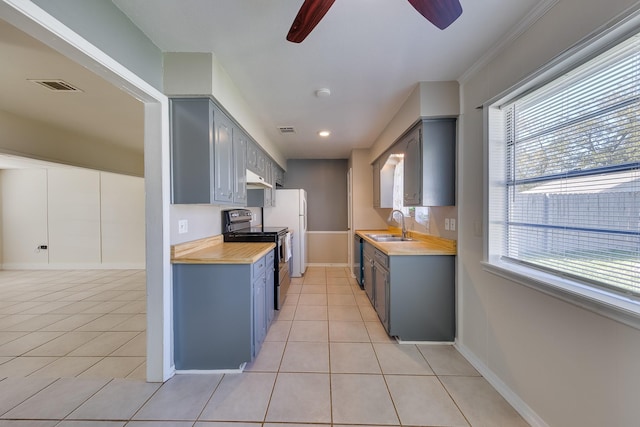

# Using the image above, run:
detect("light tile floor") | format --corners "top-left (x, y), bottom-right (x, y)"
top-left (0, 266), bottom-right (529, 426)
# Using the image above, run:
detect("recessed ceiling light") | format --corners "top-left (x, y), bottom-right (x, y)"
top-left (318, 130), bottom-right (331, 137)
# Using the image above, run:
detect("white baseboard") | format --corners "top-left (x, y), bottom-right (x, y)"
top-left (1, 262), bottom-right (145, 270)
top-left (455, 342), bottom-right (549, 427)
top-left (307, 263), bottom-right (350, 268)
top-left (175, 362), bottom-right (245, 375)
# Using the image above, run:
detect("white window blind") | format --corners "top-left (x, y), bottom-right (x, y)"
top-left (501, 33), bottom-right (640, 296)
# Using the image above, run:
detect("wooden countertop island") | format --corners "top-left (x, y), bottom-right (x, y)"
top-left (171, 235), bottom-right (277, 371)
top-left (171, 235), bottom-right (275, 264)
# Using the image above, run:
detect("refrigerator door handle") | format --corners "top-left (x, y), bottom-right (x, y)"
top-left (303, 198), bottom-right (307, 232)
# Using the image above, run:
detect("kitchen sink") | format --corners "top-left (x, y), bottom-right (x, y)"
top-left (366, 234), bottom-right (414, 242)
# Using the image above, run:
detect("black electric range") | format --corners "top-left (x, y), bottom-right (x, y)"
top-left (222, 209), bottom-right (290, 309)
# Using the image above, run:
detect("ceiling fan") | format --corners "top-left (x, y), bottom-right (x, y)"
top-left (286, 0), bottom-right (463, 43)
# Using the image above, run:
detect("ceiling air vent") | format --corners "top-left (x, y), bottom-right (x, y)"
top-left (29, 79), bottom-right (82, 92)
top-left (278, 126), bottom-right (296, 134)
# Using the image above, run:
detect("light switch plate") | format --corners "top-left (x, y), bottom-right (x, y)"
top-left (178, 219), bottom-right (188, 234)
top-left (445, 218), bottom-right (450, 231)
top-left (450, 218), bottom-right (456, 231)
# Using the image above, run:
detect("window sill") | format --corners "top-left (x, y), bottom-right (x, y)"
top-left (481, 259), bottom-right (640, 330)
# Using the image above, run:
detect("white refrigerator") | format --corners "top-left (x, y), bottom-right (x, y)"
top-left (264, 189), bottom-right (307, 277)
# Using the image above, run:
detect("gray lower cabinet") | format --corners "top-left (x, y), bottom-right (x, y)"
top-left (373, 250), bottom-right (389, 332)
top-left (361, 241), bottom-right (455, 341)
top-left (363, 242), bottom-right (374, 302)
top-left (266, 251), bottom-right (275, 324)
top-left (173, 253), bottom-right (274, 370)
top-left (252, 257), bottom-right (267, 357)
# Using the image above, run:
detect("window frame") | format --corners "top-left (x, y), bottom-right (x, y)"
top-left (483, 7), bottom-right (640, 330)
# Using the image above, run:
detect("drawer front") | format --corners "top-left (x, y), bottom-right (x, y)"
top-left (374, 250), bottom-right (389, 269)
top-left (253, 255), bottom-right (266, 277)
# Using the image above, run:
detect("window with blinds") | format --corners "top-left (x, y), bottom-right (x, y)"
top-left (500, 32), bottom-right (640, 296)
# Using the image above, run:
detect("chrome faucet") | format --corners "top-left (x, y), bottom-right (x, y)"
top-left (387, 209), bottom-right (407, 239)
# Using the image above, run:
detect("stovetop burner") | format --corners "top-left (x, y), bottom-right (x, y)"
top-left (222, 209), bottom-right (288, 241)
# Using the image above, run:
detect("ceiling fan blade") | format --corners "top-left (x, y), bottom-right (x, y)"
top-left (407, 0), bottom-right (463, 30)
top-left (286, 0), bottom-right (336, 43)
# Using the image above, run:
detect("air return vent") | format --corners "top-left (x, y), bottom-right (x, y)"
top-left (29, 79), bottom-right (82, 92)
top-left (278, 126), bottom-right (296, 134)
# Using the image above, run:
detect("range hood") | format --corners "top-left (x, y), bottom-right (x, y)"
top-left (246, 169), bottom-right (272, 189)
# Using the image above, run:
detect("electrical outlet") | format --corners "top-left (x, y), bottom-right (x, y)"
top-left (450, 218), bottom-right (456, 231)
top-left (178, 219), bottom-right (188, 234)
top-left (444, 218), bottom-right (450, 231)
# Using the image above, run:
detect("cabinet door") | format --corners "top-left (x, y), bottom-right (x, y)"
top-left (170, 98), bottom-right (214, 204)
top-left (234, 130), bottom-right (248, 205)
top-left (270, 162), bottom-right (278, 207)
top-left (353, 235), bottom-right (362, 286)
top-left (256, 150), bottom-right (267, 176)
top-left (421, 119), bottom-right (456, 206)
top-left (275, 167), bottom-right (284, 186)
top-left (266, 251), bottom-right (275, 323)
top-left (403, 126), bottom-right (422, 206)
top-left (213, 106), bottom-right (234, 204)
top-left (372, 160), bottom-right (381, 207)
top-left (264, 159), bottom-right (273, 207)
top-left (363, 244), bottom-right (374, 303)
top-left (253, 272), bottom-right (267, 358)
top-left (247, 139), bottom-right (259, 173)
top-left (374, 263), bottom-right (389, 332)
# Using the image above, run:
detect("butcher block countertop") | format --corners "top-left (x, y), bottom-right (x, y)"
top-left (171, 235), bottom-right (275, 264)
top-left (357, 229), bottom-right (457, 256)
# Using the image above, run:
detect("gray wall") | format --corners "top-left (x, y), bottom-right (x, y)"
top-left (32, 0), bottom-right (163, 91)
top-left (285, 159), bottom-right (348, 232)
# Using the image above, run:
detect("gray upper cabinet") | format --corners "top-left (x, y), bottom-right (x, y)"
top-left (213, 104), bottom-right (234, 204)
top-left (270, 162), bottom-right (278, 206)
top-left (371, 118), bottom-right (456, 208)
top-left (263, 158), bottom-right (273, 207)
top-left (275, 166), bottom-right (285, 187)
top-left (170, 98), bottom-right (215, 204)
top-left (402, 125), bottom-right (422, 206)
top-left (246, 139), bottom-right (259, 174)
top-left (170, 97), bottom-right (249, 206)
top-left (234, 129), bottom-right (248, 205)
top-left (403, 119), bottom-right (456, 207)
top-left (256, 149), bottom-right (267, 176)
top-left (372, 159), bottom-right (381, 208)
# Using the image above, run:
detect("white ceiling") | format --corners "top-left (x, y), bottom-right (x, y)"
top-left (113, 0), bottom-right (543, 159)
top-left (0, 0), bottom-right (544, 166)
top-left (0, 19), bottom-right (144, 159)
